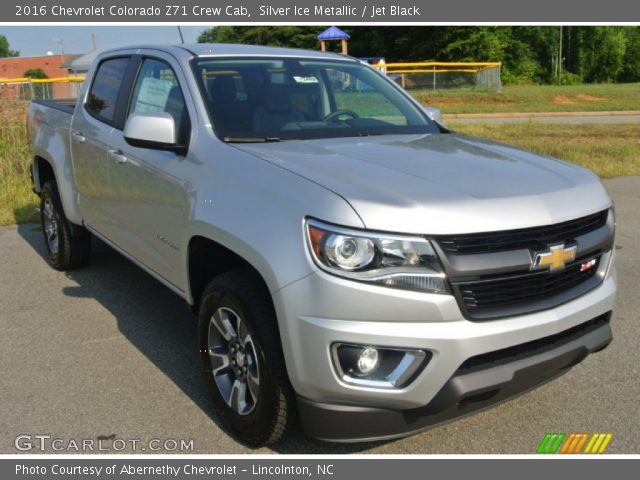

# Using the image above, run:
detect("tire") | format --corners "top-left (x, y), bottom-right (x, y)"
top-left (198, 269), bottom-right (297, 446)
top-left (40, 180), bottom-right (91, 271)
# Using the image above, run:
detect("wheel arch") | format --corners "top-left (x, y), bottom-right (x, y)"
top-left (31, 151), bottom-right (83, 225)
top-left (186, 234), bottom-right (276, 314)
top-left (34, 155), bottom-right (88, 236)
top-left (32, 155), bottom-right (57, 193)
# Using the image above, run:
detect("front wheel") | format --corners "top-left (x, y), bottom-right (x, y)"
top-left (198, 269), bottom-right (297, 446)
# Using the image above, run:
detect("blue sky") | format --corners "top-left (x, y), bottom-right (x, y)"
top-left (1, 26), bottom-right (207, 57)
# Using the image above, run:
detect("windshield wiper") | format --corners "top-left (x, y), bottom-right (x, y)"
top-left (223, 136), bottom-right (282, 143)
top-left (355, 132), bottom-right (386, 137)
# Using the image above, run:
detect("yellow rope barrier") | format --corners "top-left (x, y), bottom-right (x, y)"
top-left (0, 76), bottom-right (85, 85)
top-left (374, 62), bottom-right (501, 69)
top-left (386, 69), bottom-right (483, 74)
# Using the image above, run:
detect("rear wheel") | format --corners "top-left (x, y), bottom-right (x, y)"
top-left (198, 269), bottom-right (296, 446)
top-left (40, 180), bottom-right (91, 270)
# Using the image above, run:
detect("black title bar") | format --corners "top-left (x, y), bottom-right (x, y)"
top-left (6, 0), bottom-right (640, 22)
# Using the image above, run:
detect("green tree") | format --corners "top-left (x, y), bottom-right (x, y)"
top-left (198, 26), bottom-right (325, 50)
top-left (0, 34), bottom-right (19, 57)
top-left (23, 68), bottom-right (48, 79)
top-left (438, 27), bottom-right (543, 83)
top-left (196, 26), bottom-right (640, 84)
top-left (620, 28), bottom-right (640, 82)
top-left (23, 68), bottom-right (50, 99)
top-left (576, 27), bottom-right (627, 82)
top-left (197, 26), bottom-right (553, 83)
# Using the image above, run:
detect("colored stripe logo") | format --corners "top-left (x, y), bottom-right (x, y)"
top-left (537, 433), bottom-right (613, 454)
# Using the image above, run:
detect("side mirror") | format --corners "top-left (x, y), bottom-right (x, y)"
top-left (124, 112), bottom-right (182, 152)
top-left (423, 106), bottom-right (443, 124)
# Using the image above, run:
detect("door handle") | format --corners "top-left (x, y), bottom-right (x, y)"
top-left (71, 131), bottom-right (85, 144)
top-left (108, 149), bottom-right (127, 165)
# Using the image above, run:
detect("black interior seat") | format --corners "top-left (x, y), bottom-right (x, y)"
top-left (208, 76), bottom-right (247, 134)
top-left (253, 83), bottom-right (306, 133)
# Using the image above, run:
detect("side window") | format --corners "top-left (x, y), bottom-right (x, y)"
top-left (129, 58), bottom-right (189, 145)
top-left (86, 57), bottom-right (130, 124)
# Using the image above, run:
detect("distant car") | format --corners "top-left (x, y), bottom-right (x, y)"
top-left (28, 43), bottom-right (615, 446)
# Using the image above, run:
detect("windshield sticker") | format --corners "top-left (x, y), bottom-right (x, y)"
top-left (134, 77), bottom-right (173, 113)
top-left (293, 76), bottom-right (319, 84)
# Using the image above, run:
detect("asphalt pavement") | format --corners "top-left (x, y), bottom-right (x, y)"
top-left (445, 112), bottom-right (640, 124)
top-left (1, 177), bottom-right (638, 454)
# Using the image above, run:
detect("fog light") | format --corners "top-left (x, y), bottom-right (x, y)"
top-left (357, 347), bottom-right (380, 375)
top-left (333, 343), bottom-right (431, 389)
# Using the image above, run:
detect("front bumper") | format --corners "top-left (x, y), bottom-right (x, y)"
top-left (297, 312), bottom-right (611, 442)
top-left (272, 254), bottom-right (616, 441)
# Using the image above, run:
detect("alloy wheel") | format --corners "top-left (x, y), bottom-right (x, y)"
top-left (42, 197), bottom-right (59, 255)
top-left (207, 307), bottom-right (260, 415)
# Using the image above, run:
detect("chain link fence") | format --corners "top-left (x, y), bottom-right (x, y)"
top-left (373, 62), bottom-right (502, 92)
top-left (0, 77), bottom-right (84, 102)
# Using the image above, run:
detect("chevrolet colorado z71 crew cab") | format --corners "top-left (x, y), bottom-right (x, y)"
top-left (28, 44), bottom-right (616, 446)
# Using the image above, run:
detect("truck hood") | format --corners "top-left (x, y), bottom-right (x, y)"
top-left (234, 133), bottom-right (611, 234)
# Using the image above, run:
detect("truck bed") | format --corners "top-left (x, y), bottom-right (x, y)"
top-left (28, 99), bottom-right (76, 207)
top-left (31, 99), bottom-right (76, 115)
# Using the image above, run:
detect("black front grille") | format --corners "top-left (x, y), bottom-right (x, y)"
top-left (435, 210), bottom-right (608, 255)
top-left (454, 256), bottom-right (601, 319)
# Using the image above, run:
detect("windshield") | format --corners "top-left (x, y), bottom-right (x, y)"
top-left (192, 57), bottom-right (440, 141)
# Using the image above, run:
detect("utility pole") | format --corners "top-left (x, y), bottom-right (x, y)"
top-left (53, 37), bottom-right (65, 55)
top-left (558, 26), bottom-right (563, 85)
top-left (91, 33), bottom-right (97, 51)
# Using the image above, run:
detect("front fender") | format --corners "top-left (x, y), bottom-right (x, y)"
top-left (180, 149), bottom-right (364, 300)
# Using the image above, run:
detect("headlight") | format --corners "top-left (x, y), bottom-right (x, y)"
top-left (306, 218), bottom-right (448, 294)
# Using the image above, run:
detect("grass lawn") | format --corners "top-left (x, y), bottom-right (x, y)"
top-left (451, 122), bottom-right (640, 178)
top-left (0, 102), bottom-right (38, 226)
top-left (414, 83), bottom-right (640, 114)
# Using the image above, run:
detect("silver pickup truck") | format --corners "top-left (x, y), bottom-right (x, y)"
top-left (28, 44), bottom-right (616, 446)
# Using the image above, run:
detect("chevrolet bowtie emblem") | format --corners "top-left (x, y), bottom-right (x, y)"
top-left (532, 243), bottom-right (577, 272)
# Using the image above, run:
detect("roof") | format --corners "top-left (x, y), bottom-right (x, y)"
top-left (97, 43), bottom-right (354, 62)
top-left (60, 54), bottom-right (83, 68)
top-left (0, 53), bottom-right (78, 62)
top-left (63, 50), bottom-right (101, 72)
top-left (180, 43), bottom-right (349, 59)
top-left (68, 50), bottom-right (101, 71)
top-left (317, 26), bottom-right (351, 41)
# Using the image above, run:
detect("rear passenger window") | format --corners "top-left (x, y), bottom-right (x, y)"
top-left (129, 58), bottom-right (189, 145)
top-left (86, 57), bottom-right (130, 124)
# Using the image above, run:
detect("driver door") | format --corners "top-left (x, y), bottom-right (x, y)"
top-left (104, 55), bottom-right (192, 289)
